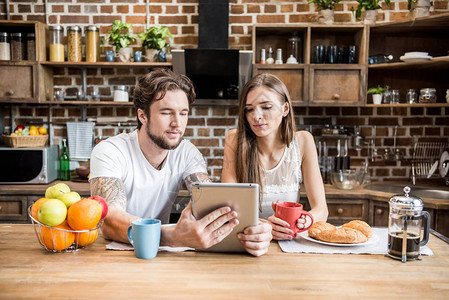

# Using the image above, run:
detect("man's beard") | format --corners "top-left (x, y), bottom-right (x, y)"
top-left (145, 124), bottom-right (183, 150)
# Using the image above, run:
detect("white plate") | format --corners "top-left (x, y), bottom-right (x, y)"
top-left (403, 51), bottom-right (428, 57)
top-left (427, 160), bottom-right (439, 178)
top-left (298, 230), bottom-right (379, 247)
top-left (400, 55), bottom-right (432, 62)
top-left (439, 151), bottom-right (449, 177)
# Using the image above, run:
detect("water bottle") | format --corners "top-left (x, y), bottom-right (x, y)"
top-left (59, 139), bottom-right (70, 181)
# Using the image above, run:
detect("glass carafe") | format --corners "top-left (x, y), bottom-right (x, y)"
top-left (387, 186), bottom-right (430, 262)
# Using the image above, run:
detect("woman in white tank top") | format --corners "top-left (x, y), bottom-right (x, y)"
top-left (222, 73), bottom-right (328, 240)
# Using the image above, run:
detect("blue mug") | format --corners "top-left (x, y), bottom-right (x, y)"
top-left (127, 219), bottom-right (161, 259)
top-left (106, 50), bottom-right (115, 62)
top-left (134, 51), bottom-right (142, 62)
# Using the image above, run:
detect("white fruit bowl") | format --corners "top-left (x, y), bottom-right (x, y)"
top-left (28, 206), bottom-right (103, 253)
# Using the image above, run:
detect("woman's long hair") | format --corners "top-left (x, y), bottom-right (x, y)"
top-left (235, 73), bottom-right (296, 193)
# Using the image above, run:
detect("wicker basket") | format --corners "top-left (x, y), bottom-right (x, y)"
top-left (2, 134), bottom-right (48, 148)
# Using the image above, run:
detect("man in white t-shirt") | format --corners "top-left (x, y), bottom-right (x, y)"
top-left (90, 68), bottom-right (272, 256)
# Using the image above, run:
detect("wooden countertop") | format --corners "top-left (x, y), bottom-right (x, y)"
top-left (0, 224), bottom-right (448, 299)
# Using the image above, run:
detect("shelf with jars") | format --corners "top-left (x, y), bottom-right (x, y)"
top-left (252, 24), bottom-right (367, 107)
top-left (367, 13), bottom-right (449, 106)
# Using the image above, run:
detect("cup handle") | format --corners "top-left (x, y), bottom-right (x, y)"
top-left (127, 225), bottom-right (134, 246)
top-left (271, 200), bottom-right (279, 212)
top-left (420, 211), bottom-right (431, 247)
top-left (297, 211), bottom-right (314, 233)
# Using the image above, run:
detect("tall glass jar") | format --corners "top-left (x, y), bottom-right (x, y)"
top-left (27, 33), bottom-right (36, 61)
top-left (0, 32), bottom-right (10, 60)
top-left (67, 26), bottom-right (82, 62)
top-left (85, 26), bottom-right (100, 62)
top-left (11, 32), bottom-right (26, 61)
top-left (49, 25), bottom-right (64, 62)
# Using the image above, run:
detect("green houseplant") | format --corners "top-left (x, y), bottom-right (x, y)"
top-left (352, 0), bottom-right (391, 24)
top-left (104, 20), bottom-right (136, 62)
top-left (138, 25), bottom-right (173, 62)
top-left (308, 0), bottom-right (342, 24)
top-left (367, 85), bottom-right (387, 104)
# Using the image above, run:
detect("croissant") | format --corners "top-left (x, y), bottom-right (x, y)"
top-left (308, 220), bottom-right (372, 244)
top-left (342, 220), bottom-right (373, 239)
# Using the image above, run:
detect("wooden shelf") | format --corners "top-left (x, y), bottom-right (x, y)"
top-left (40, 61), bottom-right (172, 68)
top-left (368, 57), bottom-right (449, 70)
top-left (366, 103), bottom-right (449, 107)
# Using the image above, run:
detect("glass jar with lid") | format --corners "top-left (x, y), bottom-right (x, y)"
top-left (27, 33), bottom-right (36, 61)
top-left (113, 85), bottom-right (129, 102)
top-left (85, 26), bottom-right (100, 62)
top-left (11, 32), bottom-right (26, 61)
top-left (419, 88), bottom-right (437, 103)
top-left (49, 25), bottom-right (64, 62)
top-left (0, 32), bottom-right (10, 60)
top-left (67, 26), bottom-right (82, 62)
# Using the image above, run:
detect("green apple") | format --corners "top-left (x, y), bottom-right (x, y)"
top-left (45, 183), bottom-right (71, 199)
top-left (37, 199), bottom-right (67, 227)
top-left (57, 191), bottom-right (81, 208)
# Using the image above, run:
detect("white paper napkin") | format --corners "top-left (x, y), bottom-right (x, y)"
top-left (106, 241), bottom-right (194, 252)
top-left (278, 227), bottom-right (433, 256)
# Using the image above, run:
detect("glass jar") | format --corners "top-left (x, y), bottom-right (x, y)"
top-left (288, 35), bottom-right (300, 63)
top-left (406, 89), bottom-right (417, 104)
top-left (67, 26), bottom-right (82, 62)
top-left (49, 25), bottom-right (64, 62)
top-left (113, 85), bottom-right (129, 102)
top-left (11, 32), bottom-right (26, 61)
top-left (0, 31), bottom-right (10, 60)
top-left (419, 88), bottom-right (437, 103)
top-left (391, 89), bottom-right (400, 104)
top-left (26, 33), bottom-right (36, 61)
top-left (85, 26), bottom-right (100, 62)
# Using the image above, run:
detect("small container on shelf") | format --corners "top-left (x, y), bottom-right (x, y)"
top-left (49, 25), bottom-right (64, 62)
top-left (67, 26), bottom-right (82, 62)
top-left (85, 26), bottom-right (100, 62)
top-left (11, 32), bottom-right (26, 61)
top-left (26, 33), bottom-right (36, 61)
top-left (0, 31), bottom-right (10, 60)
top-left (419, 88), bottom-right (437, 103)
top-left (260, 48), bottom-right (266, 64)
top-left (113, 85), bottom-right (129, 102)
top-left (406, 89), bottom-right (417, 104)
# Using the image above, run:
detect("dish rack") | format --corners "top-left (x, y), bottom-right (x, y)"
top-left (411, 141), bottom-right (449, 184)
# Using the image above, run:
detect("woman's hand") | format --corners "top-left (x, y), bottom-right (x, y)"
top-left (267, 215), bottom-right (307, 240)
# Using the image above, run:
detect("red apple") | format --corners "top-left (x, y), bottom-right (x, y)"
top-left (89, 196), bottom-right (108, 220)
top-left (14, 125), bottom-right (25, 132)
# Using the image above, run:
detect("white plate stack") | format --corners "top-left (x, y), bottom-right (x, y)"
top-left (399, 51), bottom-right (432, 63)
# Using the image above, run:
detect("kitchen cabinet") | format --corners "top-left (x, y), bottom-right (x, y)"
top-left (0, 20), bottom-right (52, 103)
top-left (327, 198), bottom-right (369, 225)
top-left (0, 195), bottom-right (31, 222)
top-left (252, 14), bottom-right (449, 107)
top-left (435, 209), bottom-right (449, 238)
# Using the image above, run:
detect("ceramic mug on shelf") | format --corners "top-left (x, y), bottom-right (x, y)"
top-left (272, 201), bottom-right (314, 238)
top-left (128, 219), bottom-right (161, 259)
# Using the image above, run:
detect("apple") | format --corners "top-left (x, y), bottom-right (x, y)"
top-left (14, 125), bottom-right (25, 132)
top-left (45, 183), bottom-right (71, 199)
top-left (89, 196), bottom-right (108, 220)
top-left (37, 199), bottom-right (67, 227)
top-left (57, 191), bottom-right (81, 208)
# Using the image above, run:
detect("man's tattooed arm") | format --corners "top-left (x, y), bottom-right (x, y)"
top-left (90, 177), bottom-right (127, 210)
top-left (184, 172), bottom-right (212, 193)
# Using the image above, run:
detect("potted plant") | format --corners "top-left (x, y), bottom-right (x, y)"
top-left (367, 85), bottom-right (387, 104)
top-left (138, 25), bottom-right (173, 62)
top-left (104, 20), bottom-right (136, 62)
top-left (307, 0), bottom-right (342, 24)
top-left (352, 0), bottom-right (391, 25)
top-left (409, 0), bottom-right (431, 18)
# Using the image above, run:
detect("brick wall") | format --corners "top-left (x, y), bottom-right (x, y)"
top-left (1, 0), bottom-right (449, 183)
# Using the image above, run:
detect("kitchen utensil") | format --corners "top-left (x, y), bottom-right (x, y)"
top-left (330, 169), bottom-right (364, 190)
top-left (439, 151), bottom-right (449, 177)
top-left (427, 160), bottom-right (438, 179)
top-left (272, 201), bottom-right (314, 238)
top-left (387, 186), bottom-right (431, 262)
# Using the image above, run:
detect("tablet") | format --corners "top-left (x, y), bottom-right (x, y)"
top-left (191, 182), bottom-right (259, 253)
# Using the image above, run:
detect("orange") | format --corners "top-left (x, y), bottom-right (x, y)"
top-left (29, 127), bottom-right (39, 136)
top-left (40, 221), bottom-right (75, 251)
top-left (75, 229), bottom-right (98, 246)
top-left (67, 198), bottom-right (102, 230)
top-left (30, 198), bottom-right (48, 221)
top-left (38, 126), bottom-right (47, 135)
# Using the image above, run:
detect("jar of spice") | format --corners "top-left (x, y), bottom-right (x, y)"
top-left (67, 26), bottom-right (82, 62)
top-left (419, 88), bottom-right (437, 103)
top-left (0, 32), bottom-right (10, 60)
top-left (49, 26), bottom-right (64, 62)
top-left (113, 85), bottom-right (129, 102)
top-left (85, 26), bottom-right (100, 62)
top-left (11, 32), bottom-right (26, 61)
top-left (26, 33), bottom-right (36, 61)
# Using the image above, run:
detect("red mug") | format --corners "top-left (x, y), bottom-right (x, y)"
top-left (272, 201), bottom-right (314, 237)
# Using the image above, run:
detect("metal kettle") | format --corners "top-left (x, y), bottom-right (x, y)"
top-left (387, 186), bottom-right (431, 262)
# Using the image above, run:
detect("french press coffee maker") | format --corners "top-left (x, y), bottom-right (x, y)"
top-left (387, 186), bottom-right (430, 262)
